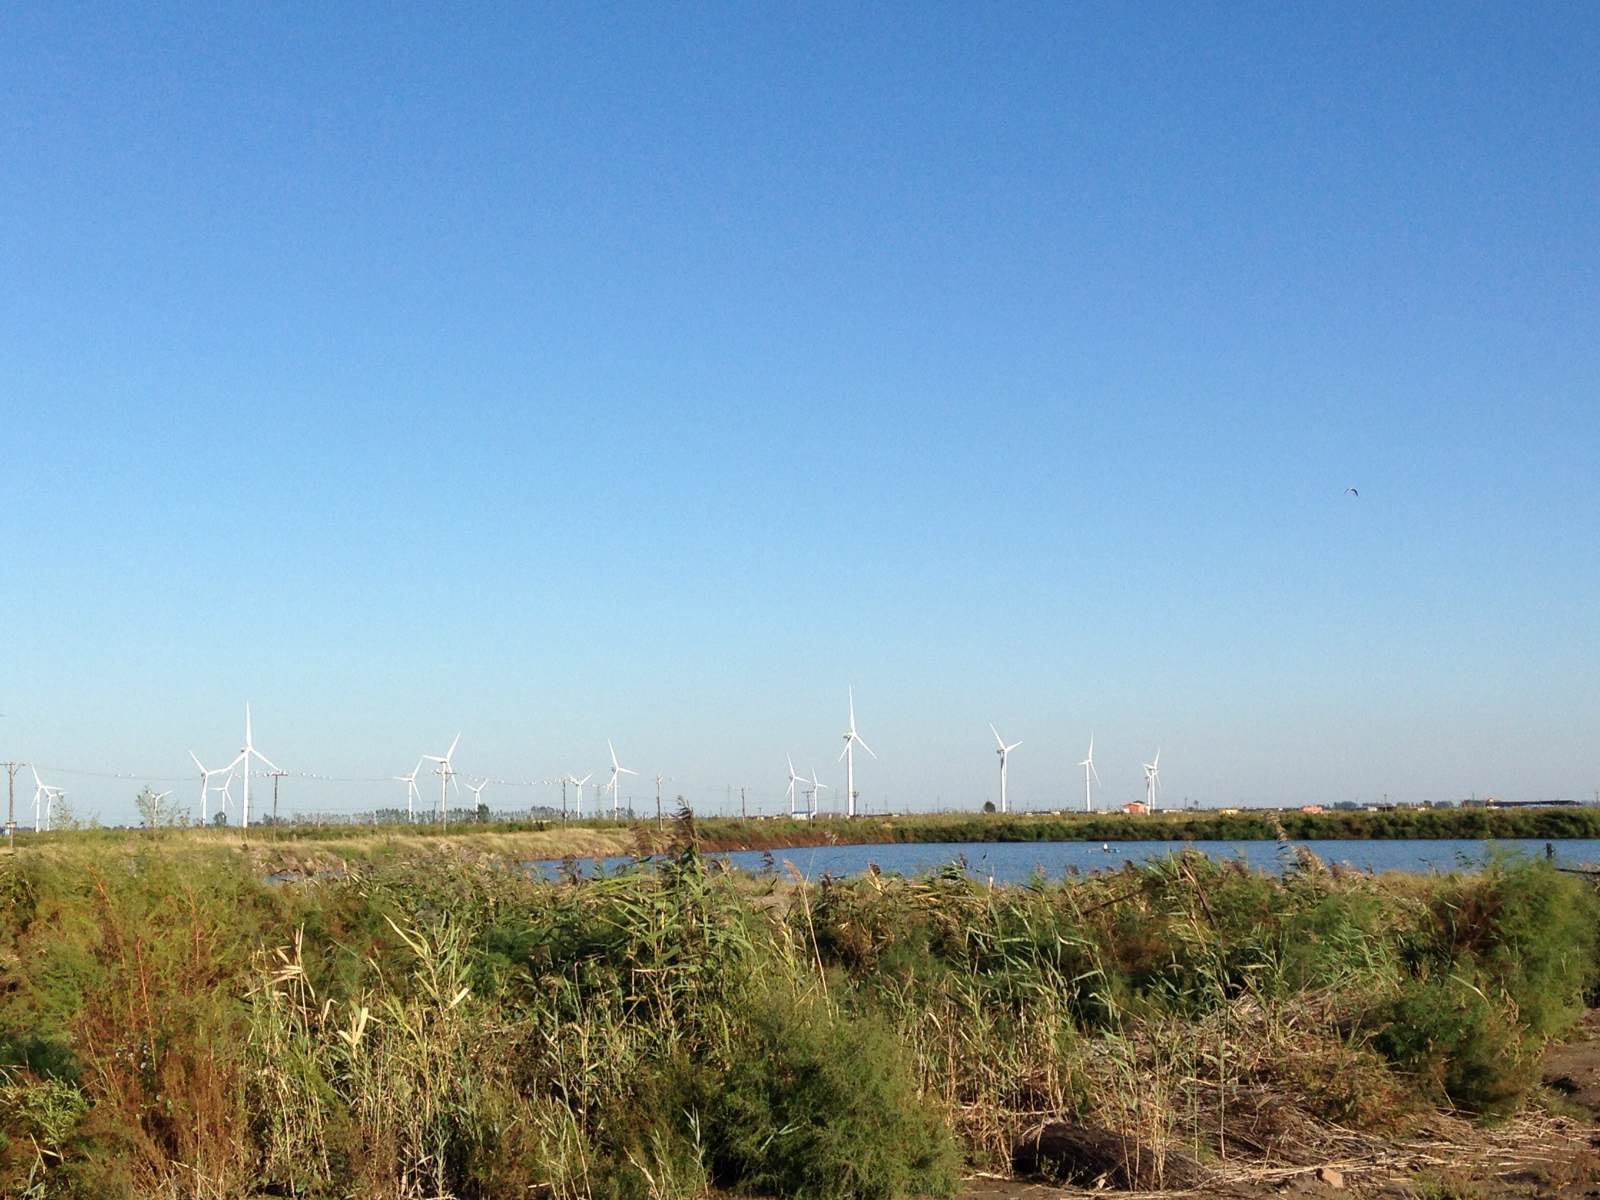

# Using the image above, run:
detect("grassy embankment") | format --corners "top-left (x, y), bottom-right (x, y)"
top-left (0, 817), bottom-right (1596, 1200)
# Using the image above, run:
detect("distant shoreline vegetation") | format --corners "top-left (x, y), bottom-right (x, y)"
top-left (735, 805), bottom-right (1600, 847)
top-left (15, 804), bottom-right (1600, 860)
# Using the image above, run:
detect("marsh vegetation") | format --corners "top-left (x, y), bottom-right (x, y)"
top-left (0, 817), bottom-right (1595, 1199)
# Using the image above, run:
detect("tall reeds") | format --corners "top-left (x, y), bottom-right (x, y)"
top-left (0, 840), bottom-right (1594, 1199)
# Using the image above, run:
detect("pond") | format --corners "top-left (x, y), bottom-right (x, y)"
top-left (526, 837), bottom-right (1600, 883)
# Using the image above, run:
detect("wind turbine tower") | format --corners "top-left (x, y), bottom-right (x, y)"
top-left (837, 688), bottom-right (876, 818)
top-left (30, 767), bottom-right (62, 832)
top-left (807, 767), bottom-right (828, 819)
top-left (785, 756), bottom-right (802, 819)
top-left (188, 752), bottom-right (233, 825)
top-left (606, 741), bottom-right (637, 818)
top-left (990, 724), bottom-right (1022, 814)
top-left (1143, 750), bottom-right (1161, 812)
top-left (224, 705), bottom-right (280, 833)
top-left (571, 773), bottom-right (593, 818)
top-left (1078, 736), bottom-right (1100, 812)
top-left (393, 758), bottom-right (425, 823)
top-left (422, 733), bottom-right (461, 825)
top-left (466, 778), bottom-right (490, 820)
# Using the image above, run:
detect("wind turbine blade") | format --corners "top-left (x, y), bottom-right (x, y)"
top-left (990, 723), bottom-right (1005, 750)
top-left (848, 686), bottom-right (856, 732)
top-left (447, 732), bottom-right (461, 760)
top-left (857, 737), bottom-right (877, 760)
top-left (253, 749), bottom-right (281, 773)
top-left (837, 743), bottom-right (849, 763)
top-left (620, 766), bottom-right (638, 777)
top-left (1006, 740), bottom-right (1023, 753)
top-left (245, 703), bottom-right (252, 746)
top-left (608, 740), bottom-right (619, 768)
top-left (189, 750), bottom-right (205, 772)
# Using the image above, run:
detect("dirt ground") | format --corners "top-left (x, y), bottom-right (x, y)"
top-left (964, 1013), bottom-right (1600, 1200)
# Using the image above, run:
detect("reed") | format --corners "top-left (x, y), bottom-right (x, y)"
top-left (0, 832), bottom-right (1593, 1199)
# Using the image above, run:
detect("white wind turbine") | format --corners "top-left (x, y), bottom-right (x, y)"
top-left (189, 751), bottom-right (234, 825)
top-left (422, 734), bottom-right (461, 825)
top-left (837, 688), bottom-right (876, 818)
top-left (807, 767), bottom-right (829, 819)
top-left (1143, 750), bottom-right (1161, 812)
top-left (1078, 735), bottom-right (1100, 813)
top-left (466, 778), bottom-right (490, 818)
top-left (785, 756), bottom-right (803, 818)
top-left (571, 773), bottom-right (593, 818)
top-left (990, 724), bottom-right (1022, 814)
top-left (605, 740), bottom-right (637, 819)
top-left (393, 757), bottom-right (425, 823)
top-left (30, 767), bottom-right (63, 832)
top-left (221, 705), bottom-right (280, 833)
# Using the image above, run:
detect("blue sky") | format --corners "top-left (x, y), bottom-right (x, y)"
top-left (2, 3), bottom-right (1596, 823)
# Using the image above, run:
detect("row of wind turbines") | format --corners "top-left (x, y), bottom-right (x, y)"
top-left (187, 704), bottom-right (283, 828)
top-left (171, 693), bottom-right (1165, 831)
top-left (395, 736), bottom-right (640, 824)
top-left (784, 695), bottom-right (1165, 819)
top-left (25, 767), bottom-right (67, 832)
top-left (995, 730), bottom-right (1163, 814)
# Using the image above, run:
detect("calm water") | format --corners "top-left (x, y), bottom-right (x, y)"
top-left (529, 838), bottom-right (1600, 883)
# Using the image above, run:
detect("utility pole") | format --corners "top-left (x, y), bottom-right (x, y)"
top-left (270, 769), bottom-right (287, 836)
top-left (3, 762), bottom-right (19, 854)
top-left (740, 785), bottom-right (747, 820)
top-left (655, 774), bottom-right (663, 830)
top-left (560, 776), bottom-right (568, 822)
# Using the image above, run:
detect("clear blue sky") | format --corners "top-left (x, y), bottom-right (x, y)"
top-left (3, 3), bottom-right (1596, 823)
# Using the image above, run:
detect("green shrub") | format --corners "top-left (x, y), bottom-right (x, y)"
top-left (1371, 974), bottom-right (1534, 1115)
top-left (702, 990), bottom-right (960, 1200)
top-left (1457, 862), bottom-right (1600, 1039)
top-left (0, 1070), bottom-right (89, 1198)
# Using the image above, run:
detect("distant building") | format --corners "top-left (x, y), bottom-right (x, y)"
top-left (1217, 807), bottom-right (1241, 815)
top-left (1298, 804), bottom-right (1324, 815)
top-left (1121, 802), bottom-right (1148, 815)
